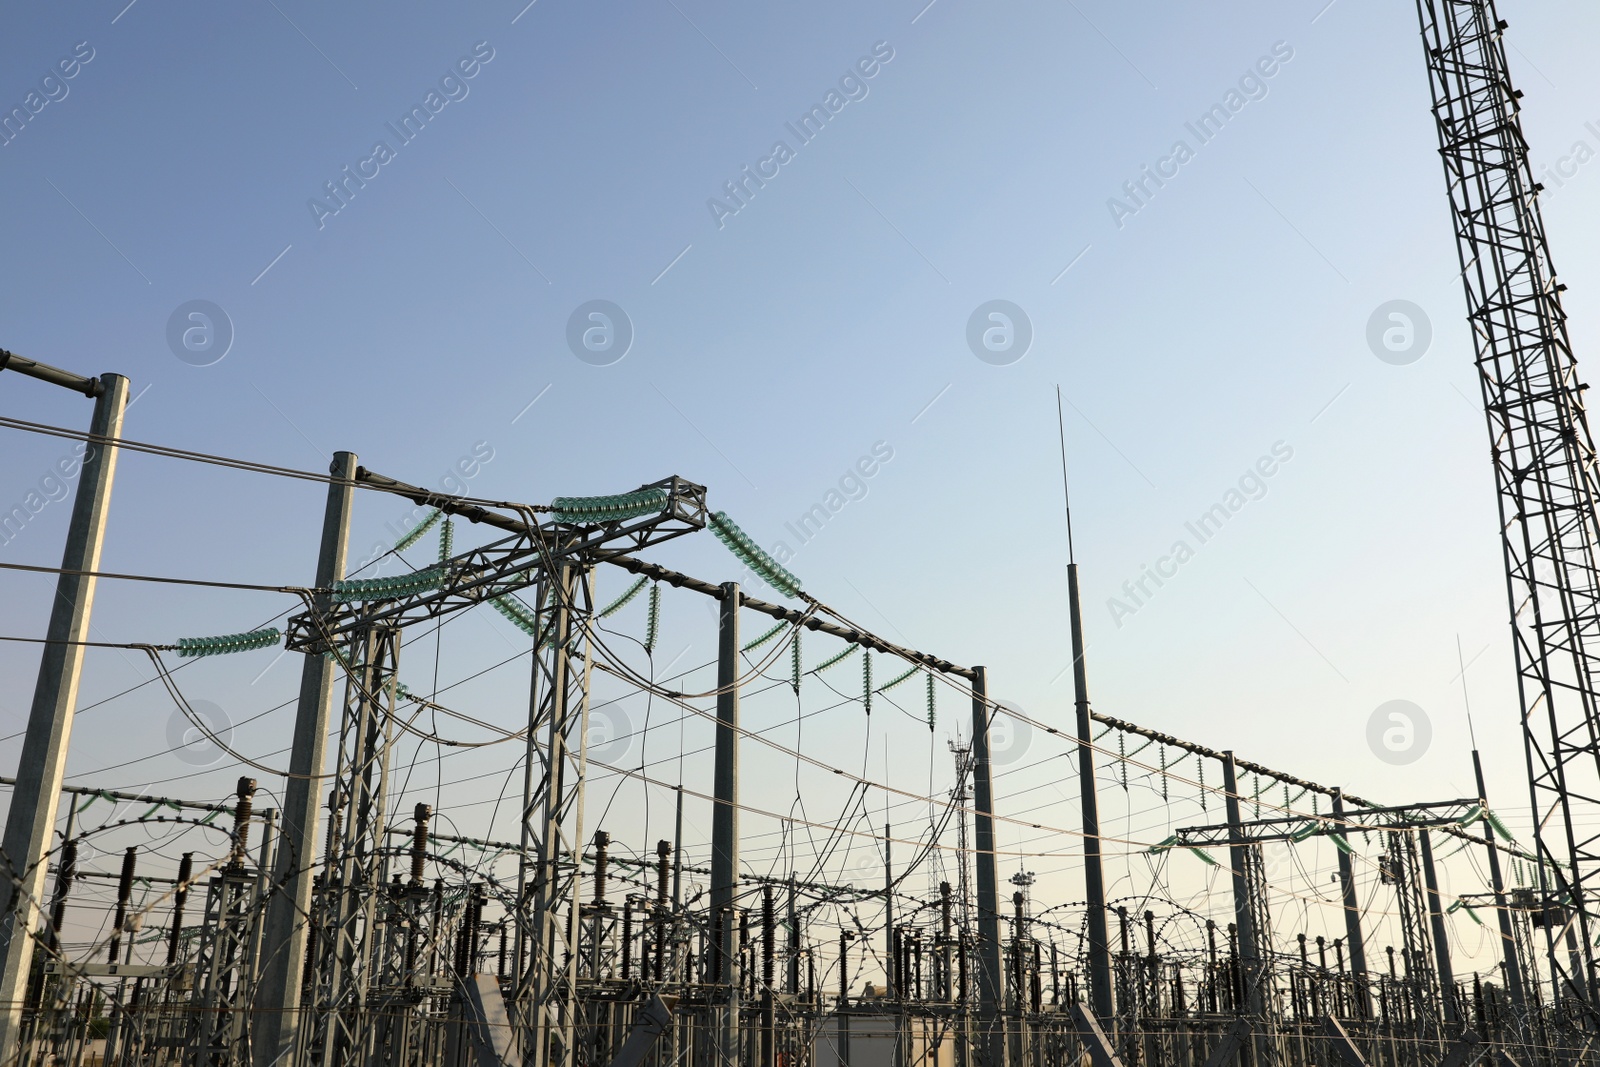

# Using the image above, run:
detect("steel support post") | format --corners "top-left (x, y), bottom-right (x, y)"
top-left (1068, 564), bottom-right (1114, 1021)
top-left (1331, 790), bottom-right (1370, 1018)
top-left (0, 373), bottom-right (128, 1066)
top-left (712, 583), bottom-right (741, 1066)
top-left (970, 666), bottom-right (1006, 1067)
top-left (525, 565), bottom-right (591, 1067)
top-left (1221, 753), bottom-right (1263, 1017)
top-left (514, 577), bottom-right (549, 999)
top-left (317, 624), bottom-right (400, 1067)
top-left (884, 825), bottom-right (894, 999)
top-left (1470, 750), bottom-right (1526, 1022)
top-left (255, 451), bottom-right (357, 1067)
top-left (1419, 830), bottom-right (1459, 1025)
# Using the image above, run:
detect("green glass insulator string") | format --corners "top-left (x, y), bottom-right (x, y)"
top-left (550, 488), bottom-right (668, 525)
top-left (599, 576), bottom-right (649, 619)
top-left (176, 627), bottom-right (282, 658)
top-left (812, 644), bottom-right (858, 674)
top-left (644, 583), bottom-right (660, 654)
top-left (394, 508), bottom-right (442, 551)
top-left (876, 665), bottom-right (919, 695)
top-left (742, 621), bottom-right (787, 654)
top-left (333, 566), bottom-right (447, 602)
top-left (708, 512), bottom-right (802, 599)
top-left (489, 596), bottom-right (538, 638)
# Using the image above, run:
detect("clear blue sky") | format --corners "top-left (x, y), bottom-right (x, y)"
top-left (4, 0), bottom-right (1600, 971)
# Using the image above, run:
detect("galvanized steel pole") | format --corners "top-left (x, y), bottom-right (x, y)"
top-left (1068, 564), bottom-right (1113, 1021)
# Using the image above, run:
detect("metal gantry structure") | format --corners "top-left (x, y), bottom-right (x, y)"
top-left (0, 431), bottom-right (1582, 1067)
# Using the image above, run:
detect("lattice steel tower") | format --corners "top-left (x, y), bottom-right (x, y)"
top-left (1417, 0), bottom-right (1600, 1007)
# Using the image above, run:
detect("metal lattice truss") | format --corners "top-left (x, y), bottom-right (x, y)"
top-left (1386, 832), bottom-right (1442, 1035)
top-left (1171, 799), bottom-right (1481, 848)
top-left (284, 475), bottom-right (708, 653)
top-left (285, 475), bottom-right (705, 1067)
top-left (1418, 0), bottom-right (1600, 1004)
top-left (312, 625), bottom-right (402, 1067)
top-left (515, 565), bottom-right (594, 1067)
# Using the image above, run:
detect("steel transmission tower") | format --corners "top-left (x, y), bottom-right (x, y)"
top-left (1416, 0), bottom-right (1600, 1007)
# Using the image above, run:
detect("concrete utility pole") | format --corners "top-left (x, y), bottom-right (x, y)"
top-left (1331, 789), bottom-right (1370, 1017)
top-left (711, 583), bottom-right (741, 1065)
top-left (253, 451), bottom-right (358, 1067)
top-left (1220, 753), bottom-right (1263, 1016)
top-left (969, 666), bottom-right (1006, 1067)
top-left (710, 582), bottom-right (742, 961)
top-left (1419, 830), bottom-right (1459, 1025)
top-left (0, 362), bottom-right (127, 1067)
top-left (1221, 751), bottom-right (1274, 1067)
top-left (1471, 749), bottom-right (1527, 1018)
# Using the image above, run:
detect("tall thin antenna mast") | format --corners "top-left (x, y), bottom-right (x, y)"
top-left (1456, 633), bottom-right (1478, 751)
top-left (1056, 385), bottom-right (1075, 565)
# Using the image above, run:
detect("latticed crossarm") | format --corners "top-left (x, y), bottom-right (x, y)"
top-left (1171, 798), bottom-right (1481, 848)
top-left (283, 475), bottom-right (708, 652)
top-left (1418, 0), bottom-right (1600, 999)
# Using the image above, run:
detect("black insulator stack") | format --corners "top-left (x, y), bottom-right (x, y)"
top-left (592, 830), bottom-right (610, 906)
top-left (166, 852), bottom-right (193, 965)
top-left (108, 847), bottom-right (137, 965)
top-left (761, 884), bottom-right (775, 990)
top-left (456, 886), bottom-right (485, 977)
top-left (622, 898), bottom-right (634, 980)
top-left (1030, 943), bottom-right (1042, 1013)
top-left (655, 839), bottom-right (670, 905)
top-left (50, 838), bottom-right (78, 945)
top-left (230, 777), bottom-right (257, 869)
top-left (653, 840), bottom-right (671, 981)
top-left (411, 804), bottom-right (432, 884)
top-left (838, 932), bottom-right (853, 1004)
